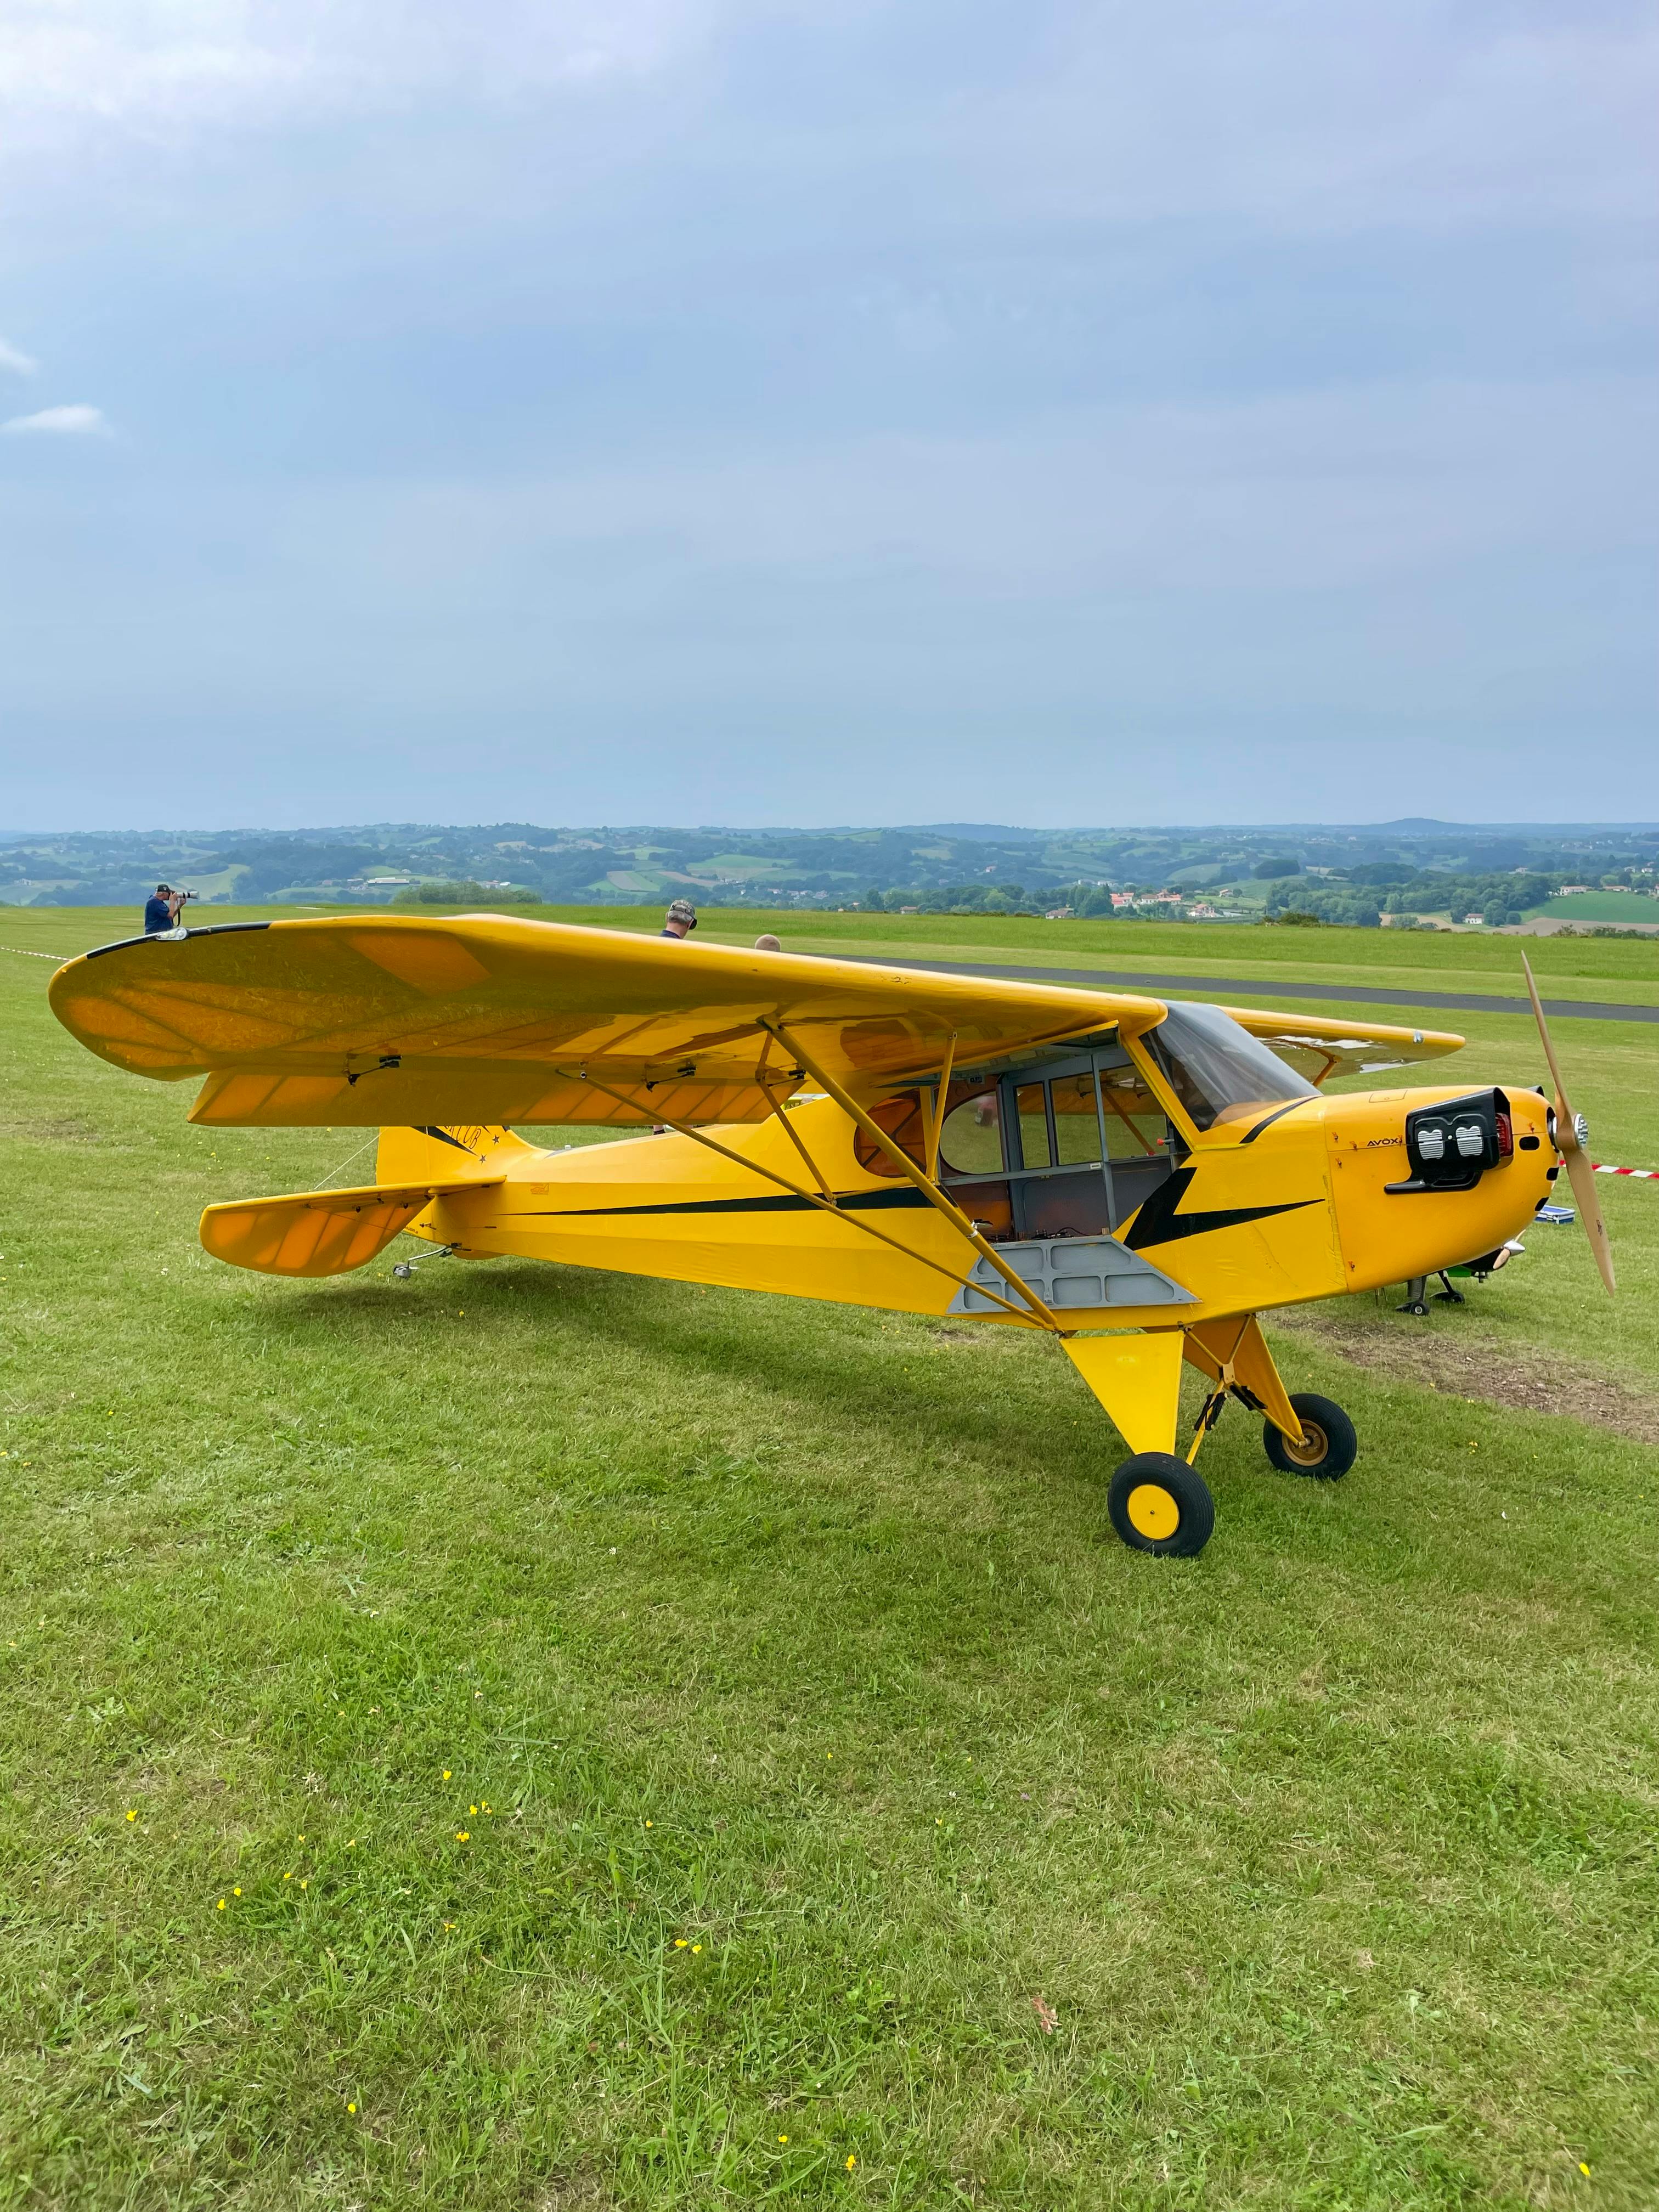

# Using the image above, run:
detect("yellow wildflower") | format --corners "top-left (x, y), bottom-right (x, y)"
top-left (692, 1943), bottom-right (702, 1954)
top-left (456, 1831), bottom-right (470, 1841)
top-left (469, 1804), bottom-right (478, 1816)
top-left (847, 2153), bottom-right (857, 2170)
top-left (232, 1886), bottom-right (241, 1897)
top-left (347, 2101), bottom-right (357, 2115)
top-left (216, 1898), bottom-right (226, 1910)
top-left (442, 1769), bottom-right (452, 1780)
top-left (674, 1939), bottom-right (687, 1949)
top-left (777, 2134), bottom-right (787, 2144)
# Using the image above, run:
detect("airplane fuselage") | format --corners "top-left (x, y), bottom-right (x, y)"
top-left (385, 1080), bottom-right (1556, 1329)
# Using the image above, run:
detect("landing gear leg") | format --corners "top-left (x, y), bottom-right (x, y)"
top-left (1397, 1276), bottom-right (1430, 1317)
top-left (1432, 1271), bottom-right (1465, 1306)
top-left (1063, 1334), bottom-right (1217, 1558)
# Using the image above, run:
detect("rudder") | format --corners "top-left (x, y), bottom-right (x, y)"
top-left (375, 1124), bottom-right (531, 1186)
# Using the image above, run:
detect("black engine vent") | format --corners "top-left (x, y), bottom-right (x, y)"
top-left (1386, 1088), bottom-right (1513, 1195)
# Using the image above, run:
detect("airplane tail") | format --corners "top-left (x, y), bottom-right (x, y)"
top-left (199, 1125), bottom-right (528, 1279)
top-left (375, 1122), bottom-right (532, 1184)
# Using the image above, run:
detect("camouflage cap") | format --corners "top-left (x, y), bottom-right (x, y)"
top-left (665, 898), bottom-right (698, 928)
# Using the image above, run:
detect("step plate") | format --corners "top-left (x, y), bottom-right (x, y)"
top-left (947, 1235), bottom-right (1196, 1317)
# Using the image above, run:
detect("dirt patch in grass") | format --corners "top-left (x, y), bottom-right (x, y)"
top-left (0, 1116), bottom-right (103, 1144)
top-left (1277, 1306), bottom-right (1659, 1446)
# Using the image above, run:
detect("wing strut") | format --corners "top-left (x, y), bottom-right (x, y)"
top-left (573, 1069), bottom-right (1047, 1330)
top-left (752, 1031), bottom-right (836, 1203)
top-left (761, 1018), bottom-right (1064, 1334)
top-left (920, 1030), bottom-right (956, 1182)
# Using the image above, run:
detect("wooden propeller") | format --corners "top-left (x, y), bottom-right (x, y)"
top-left (1521, 953), bottom-right (1615, 1295)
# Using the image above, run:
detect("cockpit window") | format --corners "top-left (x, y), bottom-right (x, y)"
top-left (938, 1086), bottom-right (1003, 1176)
top-left (1147, 1002), bottom-right (1317, 1131)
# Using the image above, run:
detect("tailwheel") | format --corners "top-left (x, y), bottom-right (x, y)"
top-left (1107, 1454), bottom-right (1215, 1559)
top-left (1264, 1392), bottom-right (1357, 1481)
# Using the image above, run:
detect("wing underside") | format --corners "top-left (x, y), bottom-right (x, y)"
top-left (1221, 1005), bottom-right (1463, 1079)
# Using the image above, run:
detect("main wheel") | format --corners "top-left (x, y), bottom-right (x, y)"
top-left (1264, 1392), bottom-right (1357, 1480)
top-left (1107, 1454), bottom-right (1215, 1558)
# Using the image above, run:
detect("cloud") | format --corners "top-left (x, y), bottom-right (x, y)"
top-left (0, 337), bottom-right (38, 374)
top-left (2, 403), bottom-right (110, 435)
top-left (0, 0), bottom-right (717, 136)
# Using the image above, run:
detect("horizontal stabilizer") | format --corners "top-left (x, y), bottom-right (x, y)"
top-left (199, 1177), bottom-right (501, 1278)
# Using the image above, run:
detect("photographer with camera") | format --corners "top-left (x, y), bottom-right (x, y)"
top-left (142, 884), bottom-right (191, 934)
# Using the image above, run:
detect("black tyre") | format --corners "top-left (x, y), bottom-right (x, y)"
top-left (1107, 1453), bottom-right (1215, 1558)
top-left (1264, 1392), bottom-right (1357, 1480)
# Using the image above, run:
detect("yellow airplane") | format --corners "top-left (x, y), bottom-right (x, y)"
top-left (49, 917), bottom-right (1613, 1559)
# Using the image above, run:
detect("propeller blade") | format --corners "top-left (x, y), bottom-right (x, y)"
top-left (1520, 954), bottom-right (1571, 1115)
top-left (1560, 1144), bottom-right (1617, 1296)
top-left (1520, 952), bottom-right (1615, 1296)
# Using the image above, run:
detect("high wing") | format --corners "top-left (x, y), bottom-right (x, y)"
top-left (1220, 1005), bottom-right (1464, 1081)
top-left (48, 915), bottom-right (1166, 1128)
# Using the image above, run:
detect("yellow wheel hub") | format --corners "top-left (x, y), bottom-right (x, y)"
top-left (1281, 1421), bottom-right (1328, 1468)
top-left (1126, 1482), bottom-right (1181, 1541)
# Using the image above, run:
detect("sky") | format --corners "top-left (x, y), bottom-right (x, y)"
top-left (1, 0), bottom-right (1656, 832)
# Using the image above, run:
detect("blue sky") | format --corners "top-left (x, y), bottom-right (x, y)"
top-left (2, 0), bottom-right (1655, 830)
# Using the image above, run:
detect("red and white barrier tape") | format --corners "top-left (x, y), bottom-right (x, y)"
top-left (1592, 1162), bottom-right (1658, 1180)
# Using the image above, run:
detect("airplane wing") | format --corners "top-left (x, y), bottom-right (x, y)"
top-left (49, 915), bottom-right (1166, 1127)
top-left (1220, 1004), bottom-right (1464, 1080)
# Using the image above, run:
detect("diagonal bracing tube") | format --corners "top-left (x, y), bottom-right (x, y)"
top-left (759, 1017), bottom-right (1064, 1333)
top-left (570, 1066), bottom-right (1048, 1329)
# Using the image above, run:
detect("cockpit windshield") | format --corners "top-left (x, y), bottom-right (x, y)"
top-left (1147, 1001), bottom-right (1317, 1132)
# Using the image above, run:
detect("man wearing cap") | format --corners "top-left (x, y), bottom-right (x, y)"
top-left (143, 884), bottom-right (184, 934)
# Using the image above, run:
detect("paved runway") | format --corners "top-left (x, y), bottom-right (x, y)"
top-left (840, 956), bottom-right (1659, 1026)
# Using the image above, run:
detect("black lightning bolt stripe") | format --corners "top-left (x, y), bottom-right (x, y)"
top-left (518, 1187), bottom-right (933, 1221)
top-left (419, 1125), bottom-right (485, 1155)
top-left (1120, 1167), bottom-right (1318, 1250)
top-left (1238, 1099), bottom-right (1314, 1145)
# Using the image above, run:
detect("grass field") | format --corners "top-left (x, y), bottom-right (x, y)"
top-left (3, 909), bottom-right (1657, 2209)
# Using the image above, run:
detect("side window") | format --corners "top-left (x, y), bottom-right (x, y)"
top-left (1014, 1083), bottom-right (1051, 1170)
top-left (1098, 1065), bottom-right (1171, 1160)
top-left (851, 1092), bottom-right (924, 1178)
top-left (938, 1087), bottom-right (1004, 1176)
top-left (1051, 1073), bottom-right (1102, 1165)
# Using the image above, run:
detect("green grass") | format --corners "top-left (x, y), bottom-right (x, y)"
top-left (535, 904), bottom-right (1659, 990)
top-left (1530, 894), bottom-right (1659, 925)
top-left (2, 915), bottom-right (1657, 2208)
